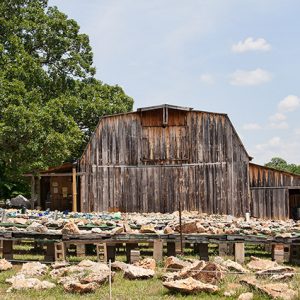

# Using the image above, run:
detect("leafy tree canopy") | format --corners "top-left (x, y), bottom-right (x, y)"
top-left (265, 157), bottom-right (300, 175)
top-left (0, 0), bottom-right (133, 198)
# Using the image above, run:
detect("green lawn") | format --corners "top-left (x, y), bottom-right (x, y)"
top-left (0, 243), bottom-right (298, 299)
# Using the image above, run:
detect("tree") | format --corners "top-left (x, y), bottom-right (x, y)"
top-left (0, 0), bottom-right (133, 198)
top-left (265, 157), bottom-right (300, 175)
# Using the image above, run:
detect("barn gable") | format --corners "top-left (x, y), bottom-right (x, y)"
top-left (80, 104), bottom-right (250, 216)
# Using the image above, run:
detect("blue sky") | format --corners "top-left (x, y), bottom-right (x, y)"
top-left (49, 0), bottom-right (300, 164)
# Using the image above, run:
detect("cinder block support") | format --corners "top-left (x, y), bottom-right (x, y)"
top-left (195, 243), bottom-right (209, 261)
top-left (167, 242), bottom-right (176, 257)
top-left (104, 243), bottom-right (116, 263)
top-left (95, 243), bottom-right (105, 262)
top-left (76, 244), bottom-right (86, 257)
top-left (130, 250), bottom-right (140, 264)
top-left (234, 243), bottom-right (245, 264)
top-left (44, 243), bottom-right (55, 262)
top-left (272, 244), bottom-right (286, 263)
top-left (153, 239), bottom-right (163, 262)
top-left (3, 240), bottom-right (13, 260)
top-left (126, 243), bottom-right (138, 263)
top-left (54, 242), bottom-right (66, 261)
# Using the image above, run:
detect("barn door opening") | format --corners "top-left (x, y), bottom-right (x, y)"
top-left (289, 189), bottom-right (300, 219)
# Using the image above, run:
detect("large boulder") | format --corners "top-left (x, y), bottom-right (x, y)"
top-left (174, 221), bottom-right (206, 234)
top-left (256, 266), bottom-right (295, 278)
top-left (19, 262), bottom-right (48, 277)
top-left (192, 262), bottom-right (224, 284)
top-left (80, 272), bottom-right (113, 285)
top-left (247, 257), bottom-right (278, 271)
top-left (215, 256), bottom-right (248, 273)
top-left (0, 259), bottom-right (13, 271)
top-left (26, 221), bottom-right (48, 233)
top-left (135, 258), bottom-right (156, 270)
top-left (6, 274), bottom-right (55, 292)
top-left (62, 221), bottom-right (81, 235)
top-left (240, 277), bottom-right (297, 300)
top-left (111, 261), bottom-right (129, 271)
top-left (63, 281), bottom-right (98, 294)
top-left (123, 265), bottom-right (155, 280)
top-left (139, 224), bottom-right (157, 234)
top-left (165, 256), bottom-right (190, 271)
top-left (163, 277), bottom-right (219, 294)
top-left (7, 195), bottom-right (31, 208)
top-left (172, 260), bottom-right (206, 281)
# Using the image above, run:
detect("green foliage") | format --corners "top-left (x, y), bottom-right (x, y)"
top-left (0, 0), bottom-right (133, 198)
top-left (265, 157), bottom-right (300, 175)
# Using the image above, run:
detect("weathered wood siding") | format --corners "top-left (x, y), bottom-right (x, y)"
top-left (80, 108), bottom-right (250, 216)
top-left (250, 163), bottom-right (300, 219)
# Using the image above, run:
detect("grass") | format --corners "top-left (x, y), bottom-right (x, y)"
top-left (0, 243), bottom-right (298, 299)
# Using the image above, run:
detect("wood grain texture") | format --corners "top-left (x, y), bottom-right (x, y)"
top-left (80, 108), bottom-right (251, 216)
top-left (249, 163), bottom-right (300, 219)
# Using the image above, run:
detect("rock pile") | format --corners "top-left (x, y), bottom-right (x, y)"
top-left (1, 208), bottom-right (300, 238)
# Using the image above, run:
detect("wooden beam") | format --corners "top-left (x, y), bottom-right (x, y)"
top-left (24, 172), bottom-right (85, 177)
top-left (31, 176), bottom-right (35, 209)
top-left (72, 166), bottom-right (77, 212)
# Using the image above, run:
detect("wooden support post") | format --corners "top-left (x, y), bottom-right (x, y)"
top-left (219, 243), bottom-right (228, 256)
top-left (104, 244), bottom-right (116, 263)
top-left (167, 242), bottom-right (176, 257)
top-left (3, 240), bottom-right (13, 260)
top-left (272, 244), bottom-right (286, 263)
top-left (126, 243), bottom-right (138, 263)
top-left (219, 243), bottom-right (234, 256)
top-left (45, 243), bottom-right (55, 262)
top-left (153, 239), bottom-right (163, 262)
top-left (175, 241), bottom-right (182, 254)
top-left (76, 244), bottom-right (85, 257)
top-left (54, 242), bottom-right (66, 261)
top-left (288, 245), bottom-right (299, 264)
top-left (72, 165), bottom-right (77, 212)
top-left (36, 176), bottom-right (41, 209)
top-left (234, 243), bottom-right (245, 264)
top-left (0, 239), bottom-right (3, 257)
top-left (31, 175), bottom-right (35, 209)
top-left (196, 243), bottom-right (209, 261)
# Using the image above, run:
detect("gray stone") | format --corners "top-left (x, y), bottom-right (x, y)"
top-left (165, 256), bottom-right (190, 271)
top-left (163, 277), bottom-right (219, 294)
top-left (123, 265), bottom-right (155, 280)
top-left (238, 292), bottom-right (254, 300)
top-left (6, 274), bottom-right (55, 292)
top-left (0, 258), bottom-right (13, 271)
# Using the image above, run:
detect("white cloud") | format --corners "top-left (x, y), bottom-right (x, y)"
top-left (242, 123), bottom-right (262, 130)
top-left (268, 113), bottom-right (286, 122)
top-left (278, 95), bottom-right (300, 112)
top-left (200, 74), bottom-right (215, 85)
top-left (232, 37), bottom-right (271, 53)
top-left (268, 121), bottom-right (289, 129)
top-left (295, 128), bottom-right (300, 135)
top-left (252, 136), bottom-right (300, 165)
top-left (255, 136), bottom-right (281, 151)
top-left (229, 68), bottom-right (272, 86)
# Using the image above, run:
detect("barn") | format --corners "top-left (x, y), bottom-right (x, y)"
top-left (28, 104), bottom-right (300, 219)
top-left (249, 163), bottom-right (300, 219)
top-left (79, 104), bottom-right (251, 216)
